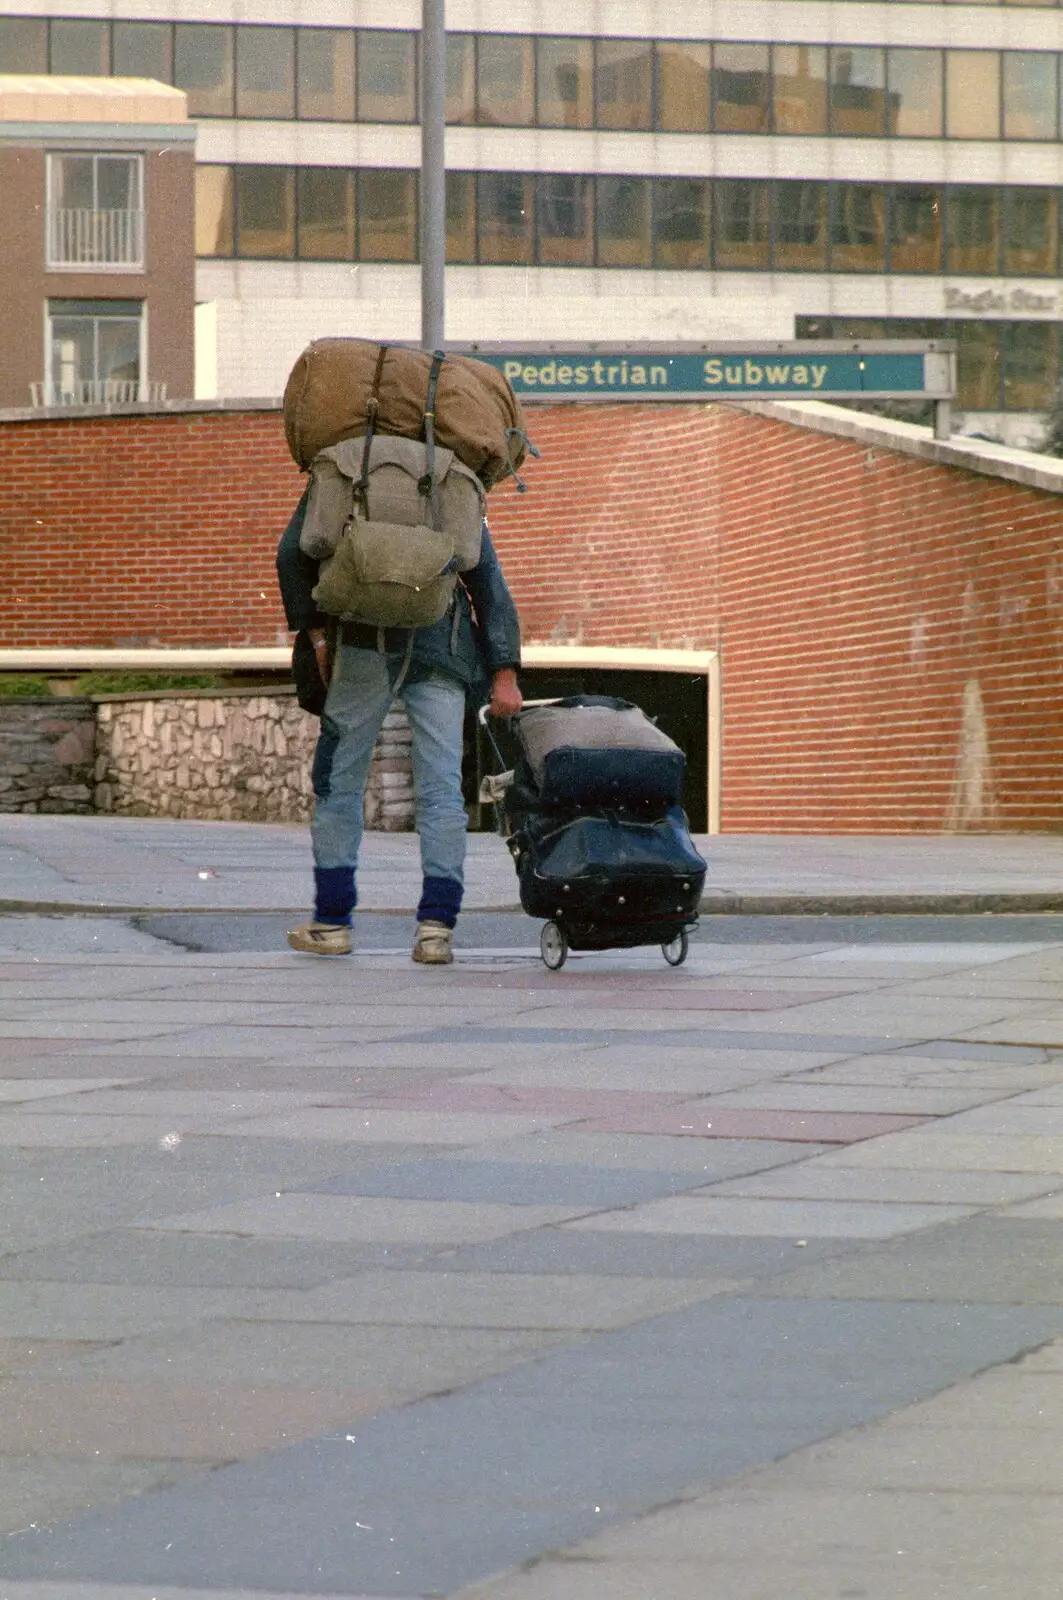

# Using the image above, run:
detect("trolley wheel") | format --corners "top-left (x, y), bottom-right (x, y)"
top-left (540, 921), bottom-right (569, 971)
top-left (661, 930), bottom-right (689, 967)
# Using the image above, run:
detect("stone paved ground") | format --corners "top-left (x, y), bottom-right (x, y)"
top-left (3, 820), bottom-right (1063, 1597)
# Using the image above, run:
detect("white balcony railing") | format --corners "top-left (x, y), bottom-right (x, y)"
top-left (47, 208), bottom-right (145, 269)
top-left (30, 380), bottom-right (168, 407)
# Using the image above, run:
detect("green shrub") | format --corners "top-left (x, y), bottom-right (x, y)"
top-left (74, 672), bottom-right (224, 696)
top-left (0, 675), bottom-right (53, 698)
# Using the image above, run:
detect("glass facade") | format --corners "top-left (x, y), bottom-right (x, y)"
top-left (7, 19), bottom-right (1063, 138)
top-left (197, 167), bottom-right (1063, 283)
top-left (798, 316), bottom-right (1062, 412)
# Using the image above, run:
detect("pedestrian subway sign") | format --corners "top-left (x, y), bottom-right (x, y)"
top-left (458, 342), bottom-right (956, 403)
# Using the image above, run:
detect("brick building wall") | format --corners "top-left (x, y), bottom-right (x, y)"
top-left (2, 397), bottom-right (1062, 832)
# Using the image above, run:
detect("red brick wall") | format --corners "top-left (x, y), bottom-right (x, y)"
top-left (0, 410), bottom-right (301, 647)
top-left (3, 400), bottom-right (1063, 832)
top-left (488, 404), bottom-right (1063, 834)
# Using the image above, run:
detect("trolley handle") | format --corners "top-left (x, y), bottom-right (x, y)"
top-left (477, 698), bottom-right (564, 772)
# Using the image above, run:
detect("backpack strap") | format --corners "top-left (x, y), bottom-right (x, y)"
top-left (420, 350), bottom-right (446, 533)
top-left (355, 344), bottom-right (389, 517)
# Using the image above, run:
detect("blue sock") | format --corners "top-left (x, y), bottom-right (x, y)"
top-left (417, 875), bottom-right (463, 930)
top-left (314, 866), bottom-right (356, 926)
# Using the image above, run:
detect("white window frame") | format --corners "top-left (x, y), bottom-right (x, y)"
top-left (40, 298), bottom-right (151, 407)
top-left (45, 151), bottom-right (146, 272)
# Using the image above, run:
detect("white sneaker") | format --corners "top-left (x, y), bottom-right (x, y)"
top-left (412, 920), bottom-right (453, 965)
top-left (286, 921), bottom-right (352, 956)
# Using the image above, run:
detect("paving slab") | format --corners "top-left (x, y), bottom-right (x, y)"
top-left (815, 1129), bottom-right (1063, 1172)
top-left (3, 1298), bottom-right (1061, 1596)
top-left (204, 1109), bottom-right (576, 1145)
top-left (564, 1195), bottom-right (974, 1239)
top-left (0, 1458), bottom-right (206, 1537)
top-left (458, 1559), bottom-right (1063, 1600)
top-left (445, 1130), bottom-right (832, 1175)
top-left (0, 1587), bottom-right (386, 1600)
top-left (696, 1080), bottom-right (1003, 1114)
top-left (136, 1194), bottom-right (584, 1245)
top-left (423, 1230), bottom-right (858, 1279)
top-left (0, 1080), bottom-right (140, 1105)
top-left (574, 1106), bottom-right (927, 1142)
top-left (268, 1270), bottom-right (731, 1330)
top-left (306, 1158), bottom-right (719, 1209)
top-left (0, 1379), bottom-right (396, 1459)
top-left (67, 1318), bottom-right (572, 1391)
top-left (756, 1215), bottom-right (1063, 1303)
top-left (0, 1232), bottom-right (429, 1289)
top-left (451, 1048), bottom-right (851, 1091)
top-left (0, 1282), bottom-right (321, 1342)
top-left (705, 1164), bottom-right (1063, 1206)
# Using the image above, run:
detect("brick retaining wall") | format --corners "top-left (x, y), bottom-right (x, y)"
top-left (4, 397), bottom-right (1062, 831)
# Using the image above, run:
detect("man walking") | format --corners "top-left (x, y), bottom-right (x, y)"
top-left (277, 497), bottom-right (522, 964)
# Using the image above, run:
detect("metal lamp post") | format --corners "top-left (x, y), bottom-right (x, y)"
top-left (420, 0), bottom-right (446, 351)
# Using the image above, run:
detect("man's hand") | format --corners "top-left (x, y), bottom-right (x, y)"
top-left (489, 667), bottom-right (522, 719)
top-left (308, 627), bottom-right (330, 686)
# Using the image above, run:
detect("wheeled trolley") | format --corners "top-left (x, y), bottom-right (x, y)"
top-left (479, 695), bottom-right (707, 971)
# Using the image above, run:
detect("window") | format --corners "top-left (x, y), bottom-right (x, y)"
top-left (358, 31), bottom-right (417, 122)
top-left (477, 172), bottom-right (533, 264)
top-left (946, 188), bottom-right (999, 273)
top-left (235, 165), bottom-right (295, 257)
top-left (654, 177), bottom-right (710, 269)
top-left (831, 184), bottom-right (886, 271)
top-left (713, 45), bottom-right (770, 133)
top-left (773, 180), bottom-right (828, 270)
top-left (890, 186), bottom-right (942, 272)
top-left (714, 179), bottom-right (770, 269)
top-left (536, 37), bottom-right (593, 129)
top-left (829, 48), bottom-right (886, 137)
top-left (477, 35), bottom-right (534, 126)
top-left (47, 153), bottom-right (144, 269)
top-left (656, 41), bottom-right (711, 133)
top-left (1003, 53), bottom-right (1057, 139)
top-left (0, 16), bottom-right (46, 72)
top-left (1002, 321), bottom-right (1057, 409)
top-left (446, 35), bottom-right (476, 124)
top-left (597, 176), bottom-right (651, 267)
top-left (1003, 188), bottom-right (1058, 273)
top-left (113, 22), bottom-right (172, 83)
top-left (537, 174), bottom-right (594, 266)
top-left (48, 299), bottom-right (143, 405)
top-left (445, 171), bottom-right (477, 262)
top-left (297, 168), bottom-right (354, 259)
top-left (887, 50), bottom-right (942, 137)
top-left (236, 27), bottom-right (295, 119)
top-left (297, 30), bottom-right (355, 121)
top-left (773, 45), bottom-right (828, 135)
top-left (946, 51), bottom-right (1001, 138)
top-left (49, 18), bottom-right (108, 76)
top-left (174, 25), bottom-right (234, 117)
top-left (358, 169), bottom-right (417, 260)
top-left (195, 166), bottom-right (234, 257)
top-left (596, 39), bottom-right (653, 130)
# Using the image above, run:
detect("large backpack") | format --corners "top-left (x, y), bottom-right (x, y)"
top-left (301, 349), bottom-right (484, 629)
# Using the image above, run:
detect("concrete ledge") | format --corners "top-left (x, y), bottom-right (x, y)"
top-left (9, 891), bottom-right (1063, 917)
top-left (738, 398), bottom-right (1063, 497)
top-left (0, 397), bottom-right (282, 425)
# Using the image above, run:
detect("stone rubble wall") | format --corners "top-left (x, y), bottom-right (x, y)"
top-left (0, 699), bottom-right (96, 813)
top-left (87, 691), bottom-right (415, 827)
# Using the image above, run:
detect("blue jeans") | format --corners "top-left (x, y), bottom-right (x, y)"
top-left (310, 644), bottom-right (468, 928)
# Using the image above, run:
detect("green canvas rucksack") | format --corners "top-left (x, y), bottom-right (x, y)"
top-left (301, 349), bottom-right (485, 629)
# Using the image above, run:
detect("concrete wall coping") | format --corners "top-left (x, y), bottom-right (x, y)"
top-left (0, 397), bottom-right (281, 425)
top-left (2, 391), bottom-right (1061, 497)
top-left (739, 399), bottom-right (1063, 497)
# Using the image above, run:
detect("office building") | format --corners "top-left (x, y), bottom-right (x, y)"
top-left (2, 4), bottom-right (1061, 440)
